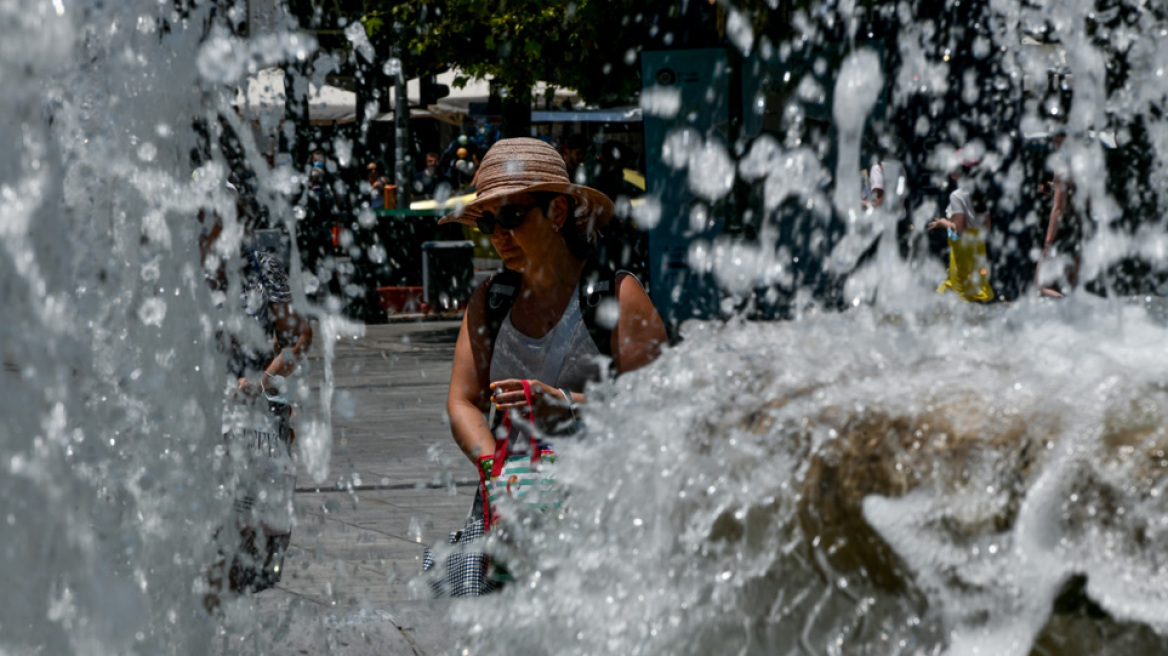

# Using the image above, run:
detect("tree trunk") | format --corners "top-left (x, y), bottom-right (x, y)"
top-left (500, 81), bottom-right (532, 139)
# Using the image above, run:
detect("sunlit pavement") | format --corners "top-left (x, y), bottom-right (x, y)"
top-left (228, 320), bottom-right (473, 655)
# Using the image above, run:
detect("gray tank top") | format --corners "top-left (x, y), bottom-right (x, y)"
top-left (490, 286), bottom-right (604, 392)
top-left (489, 286), bottom-right (604, 453)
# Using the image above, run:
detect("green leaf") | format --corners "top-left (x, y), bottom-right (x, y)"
top-left (363, 16), bottom-right (383, 35)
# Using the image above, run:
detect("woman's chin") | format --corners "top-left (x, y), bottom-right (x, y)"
top-left (497, 252), bottom-right (525, 271)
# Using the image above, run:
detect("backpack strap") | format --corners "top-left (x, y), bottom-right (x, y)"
top-left (577, 260), bottom-right (618, 359)
top-left (484, 268), bottom-right (523, 346)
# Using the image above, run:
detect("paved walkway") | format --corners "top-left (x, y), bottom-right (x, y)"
top-left (235, 319), bottom-right (475, 655)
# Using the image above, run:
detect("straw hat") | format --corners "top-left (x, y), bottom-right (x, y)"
top-left (439, 137), bottom-right (613, 233)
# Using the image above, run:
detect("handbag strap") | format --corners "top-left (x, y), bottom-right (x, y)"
top-left (492, 379), bottom-right (537, 477)
top-left (476, 455), bottom-right (493, 531)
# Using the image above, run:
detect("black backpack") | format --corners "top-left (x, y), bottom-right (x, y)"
top-left (484, 259), bottom-right (619, 359)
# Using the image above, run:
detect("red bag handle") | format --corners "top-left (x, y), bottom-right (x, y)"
top-left (492, 380), bottom-right (537, 478)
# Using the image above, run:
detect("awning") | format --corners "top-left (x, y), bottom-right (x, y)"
top-left (531, 107), bottom-right (642, 123)
top-left (234, 68), bottom-right (357, 125)
top-left (238, 67), bottom-right (597, 127)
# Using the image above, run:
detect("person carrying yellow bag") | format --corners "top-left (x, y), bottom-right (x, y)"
top-left (929, 152), bottom-right (995, 303)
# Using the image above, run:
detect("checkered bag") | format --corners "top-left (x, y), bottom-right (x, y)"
top-left (421, 506), bottom-right (496, 597)
top-left (422, 381), bottom-right (555, 596)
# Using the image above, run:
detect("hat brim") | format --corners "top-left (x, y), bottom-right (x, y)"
top-left (438, 182), bottom-right (614, 233)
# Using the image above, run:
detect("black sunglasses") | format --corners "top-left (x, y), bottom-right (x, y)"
top-left (475, 201), bottom-right (541, 235)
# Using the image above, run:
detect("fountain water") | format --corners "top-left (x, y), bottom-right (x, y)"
top-left (441, 2), bottom-right (1168, 655)
top-left (3, 0), bottom-right (1168, 655)
top-left (0, 1), bottom-right (341, 653)
top-left (452, 302), bottom-right (1168, 655)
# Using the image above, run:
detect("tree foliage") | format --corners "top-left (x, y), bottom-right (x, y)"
top-left (387, 0), bottom-right (647, 107)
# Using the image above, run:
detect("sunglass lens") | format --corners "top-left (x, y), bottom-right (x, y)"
top-left (476, 213), bottom-right (496, 235)
top-left (475, 203), bottom-right (535, 235)
top-left (497, 206), bottom-right (523, 230)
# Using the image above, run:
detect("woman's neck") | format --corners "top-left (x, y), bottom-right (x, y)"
top-left (521, 250), bottom-right (585, 298)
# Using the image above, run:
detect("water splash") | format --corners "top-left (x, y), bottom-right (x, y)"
top-left (453, 300), bottom-right (1168, 654)
top-left (443, 0), bottom-right (1168, 652)
top-left (1, 1), bottom-right (335, 652)
top-left (5, 0), bottom-right (1168, 654)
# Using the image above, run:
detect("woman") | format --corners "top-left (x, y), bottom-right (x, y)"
top-left (442, 137), bottom-right (667, 500)
top-left (928, 157), bottom-right (995, 303)
top-left (200, 175), bottom-right (313, 605)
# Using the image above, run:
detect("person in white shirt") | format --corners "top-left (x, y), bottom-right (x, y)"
top-left (928, 155), bottom-right (995, 302)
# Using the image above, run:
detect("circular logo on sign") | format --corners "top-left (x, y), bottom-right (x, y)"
top-left (656, 68), bottom-right (676, 86)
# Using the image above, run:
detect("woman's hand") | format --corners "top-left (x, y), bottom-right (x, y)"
top-left (236, 377), bottom-right (262, 399)
top-left (490, 379), bottom-right (571, 418)
top-left (236, 373), bottom-right (286, 400)
top-left (928, 218), bottom-right (948, 231)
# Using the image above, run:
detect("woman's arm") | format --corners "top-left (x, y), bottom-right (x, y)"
top-left (447, 281), bottom-right (496, 464)
top-left (611, 273), bottom-right (668, 375)
top-left (274, 302), bottom-right (312, 351)
top-left (1043, 177), bottom-right (1068, 252)
top-left (1034, 177), bottom-right (1068, 294)
top-left (266, 302), bottom-right (312, 375)
top-left (237, 302), bottom-right (312, 397)
top-left (928, 213), bottom-right (966, 236)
